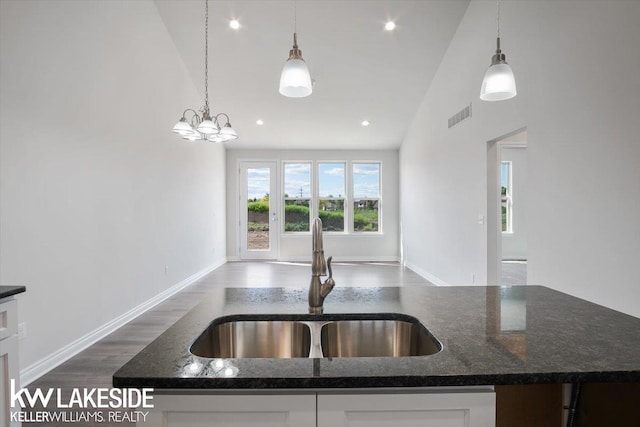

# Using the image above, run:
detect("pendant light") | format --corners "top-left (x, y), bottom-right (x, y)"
top-left (171, 0), bottom-right (238, 142)
top-left (279, 1), bottom-right (313, 98)
top-left (480, 2), bottom-right (517, 101)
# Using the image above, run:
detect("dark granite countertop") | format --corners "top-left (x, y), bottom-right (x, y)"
top-left (113, 285), bottom-right (640, 389)
top-left (0, 285), bottom-right (26, 300)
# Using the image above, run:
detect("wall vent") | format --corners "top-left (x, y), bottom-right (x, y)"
top-left (448, 103), bottom-right (472, 129)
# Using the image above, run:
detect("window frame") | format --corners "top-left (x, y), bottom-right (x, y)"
top-left (282, 161), bottom-right (313, 234)
top-left (352, 161), bottom-right (382, 234)
top-left (501, 161), bottom-right (513, 234)
top-left (280, 160), bottom-right (383, 235)
top-left (317, 161), bottom-right (347, 233)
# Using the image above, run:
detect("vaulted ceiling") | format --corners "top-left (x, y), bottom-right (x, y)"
top-left (154, 0), bottom-right (470, 150)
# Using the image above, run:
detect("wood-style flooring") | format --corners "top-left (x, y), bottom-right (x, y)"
top-left (23, 261), bottom-right (432, 426)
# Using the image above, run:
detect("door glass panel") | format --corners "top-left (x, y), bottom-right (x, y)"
top-left (247, 167), bottom-right (270, 250)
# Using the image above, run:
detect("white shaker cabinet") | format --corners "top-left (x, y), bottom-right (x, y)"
top-left (145, 394), bottom-right (316, 427)
top-left (142, 388), bottom-right (495, 427)
top-left (317, 390), bottom-right (496, 427)
top-left (0, 296), bottom-right (21, 427)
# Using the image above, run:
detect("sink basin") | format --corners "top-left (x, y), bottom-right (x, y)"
top-left (190, 319), bottom-right (311, 358)
top-left (189, 314), bottom-right (441, 359)
top-left (320, 319), bottom-right (442, 357)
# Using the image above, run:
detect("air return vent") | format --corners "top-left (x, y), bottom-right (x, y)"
top-left (448, 103), bottom-right (472, 129)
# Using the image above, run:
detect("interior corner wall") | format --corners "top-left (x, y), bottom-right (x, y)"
top-left (399, 0), bottom-right (640, 317)
top-left (225, 149), bottom-right (400, 261)
top-left (0, 0), bottom-right (227, 373)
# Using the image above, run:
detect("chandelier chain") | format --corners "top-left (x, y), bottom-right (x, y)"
top-left (204, 0), bottom-right (209, 115)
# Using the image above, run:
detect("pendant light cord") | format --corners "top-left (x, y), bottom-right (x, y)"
top-left (204, 0), bottom-right (210, 115)
top-left (497, 1), bottom-right (501, 38)
top-left (294, 0), bottom-right (297, 33)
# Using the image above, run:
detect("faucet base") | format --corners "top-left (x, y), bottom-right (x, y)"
top-left (309, 306), bottom-right (324, 314)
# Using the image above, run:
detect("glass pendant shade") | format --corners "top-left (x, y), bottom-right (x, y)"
top-left (480, 62), bottom-right (517, 101)
top-left (219, 123), bottom-right (238, 140)
top-left (480, 3), bottom-right (517, 103)
top-left (197, 119), bottom-right (219, 135)
top-left (183, 132), bottom-right (201, 141)
top-left (279, 32), bottom-right (312, 98)
top-left (172, 119), bottom-right (193, 135)
top-left (279, 58), bottom-right (312, 97)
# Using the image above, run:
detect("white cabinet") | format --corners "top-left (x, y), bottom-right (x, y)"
top-left (318, 390), bottom-right (496, 427)
top-left (144, 388), bottom-right (495, 427)
top-left (0, 297), bottom-right (21, 427)
top-left (145, 394), bottom-right (316, 427)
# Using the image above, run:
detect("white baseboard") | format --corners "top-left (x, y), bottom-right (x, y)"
top-left (403, 261), bottom-right (449, 286)
top-left (20, 257), bottom-right (227, 387)
top-left (278, 256), bottom-right (400, 263)
top-left (226, 256), bottom-right (399, 263)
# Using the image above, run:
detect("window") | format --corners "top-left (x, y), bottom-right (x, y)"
top-left (353, 163), bottom-right (380, 232)
top-left (283, 163), bottom-right (311, 232)
top-left (318, 163), bottom-right (346, 232)
top-left (281, 161), bottom-right (382, 234)
top-left (501, 161), bottom-right (512, 233)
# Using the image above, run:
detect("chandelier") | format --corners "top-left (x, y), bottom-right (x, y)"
top-left (172, 0), bottom-right (238, 142)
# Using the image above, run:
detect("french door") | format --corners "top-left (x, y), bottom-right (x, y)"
top-left (239, 161), bottom-right (279, 259)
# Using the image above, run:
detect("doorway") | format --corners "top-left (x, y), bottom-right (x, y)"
top-left (487, 129), bottom-right (528, 285)
top-left (239, 161), bottom-right (279, 259)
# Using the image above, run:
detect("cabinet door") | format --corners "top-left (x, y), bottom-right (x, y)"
top-left (318, 391), bottom-right (496, 427)
top-left (0, 334), bottom-right (21, 427)
top-left (145, 394), bottom-right (316, 427)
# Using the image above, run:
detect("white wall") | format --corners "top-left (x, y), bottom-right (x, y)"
top-left (501, 147), bottom-right (527, 260)
top-left (400, 0), bottom-right (640, 317)
top-left (226, 150), bottom-right (400, 261)
top-left (0, 0), bottom-right (227, 375)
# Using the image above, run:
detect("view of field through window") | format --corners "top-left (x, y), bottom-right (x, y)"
top-left (283, 163), bottom-right (311, 232)
top-left (353, 163), bottom-right (380, 232)
top-left (501, 161), bottom-right (512, 233)
top-left (246, 162), bottom-right (381, 236)
top-left (318, 163), bottom-right (345, 231)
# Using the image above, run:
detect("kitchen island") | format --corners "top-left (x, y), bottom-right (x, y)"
top-left (114, 285), bottom-right (640, 426)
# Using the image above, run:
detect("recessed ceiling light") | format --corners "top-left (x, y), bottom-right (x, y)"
top-left (384, 21), bottom-right (396, 31)
top-left (229, 19), bottom-right (240, 30)
top-left (361, 120), bottom-right (370, 127)
top-left (256, 119), bottom-right (264, 126)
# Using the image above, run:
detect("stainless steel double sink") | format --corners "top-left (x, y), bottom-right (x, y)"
top-left (190, 314), bottom-right (442, 359)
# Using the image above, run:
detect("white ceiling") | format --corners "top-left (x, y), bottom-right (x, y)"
top-left (154, 0), bottom-right (470, 150)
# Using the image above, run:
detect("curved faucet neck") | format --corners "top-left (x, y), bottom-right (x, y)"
top-left (312, 218), bottom-right (326, 276)
top-left (309, 218), bottom-right (335, 313)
